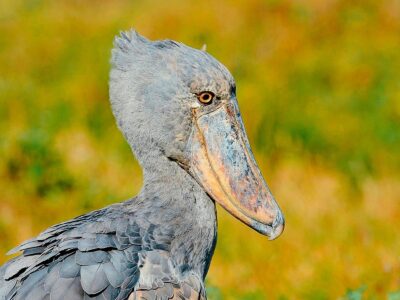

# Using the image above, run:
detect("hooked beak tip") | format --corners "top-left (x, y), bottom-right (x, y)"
top-left (253, 210), bottom-right (285, 240)
top-left (268, 211), bottom-right (285, 240)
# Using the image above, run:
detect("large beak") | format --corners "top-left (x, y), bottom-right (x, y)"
top-left (187, 102), bottom-right (284, 240)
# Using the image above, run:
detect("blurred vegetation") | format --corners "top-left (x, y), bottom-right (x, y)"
top-left (0, 0), bottom-right (399, 299)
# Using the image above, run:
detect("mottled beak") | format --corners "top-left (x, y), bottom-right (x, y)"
top-left (187, 102), bottom-right (284, 240)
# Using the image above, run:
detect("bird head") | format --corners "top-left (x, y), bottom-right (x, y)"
top-left (109, 31), bottom-right (284, 240)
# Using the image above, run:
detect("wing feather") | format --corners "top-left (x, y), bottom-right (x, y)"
top-left (0, 202), bottom-right (143, 300)
top-left (80, 264), bottom-right (109, 295)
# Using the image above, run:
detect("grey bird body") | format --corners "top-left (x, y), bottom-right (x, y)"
top-left (0, 162), bottom-right (215, 299)
top-left (0, 31), bottom-right (284, 299)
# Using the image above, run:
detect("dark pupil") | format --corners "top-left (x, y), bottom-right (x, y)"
top-left (202, 94), bottom-right (210, 101)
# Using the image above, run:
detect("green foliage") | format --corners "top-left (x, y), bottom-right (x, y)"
top-left (7, 128), bottom-right (74, 196)
top-left (345, 286), bottom-right (366, 300)
top-left (206, 285), bottom-right (223, 300)
top-left (388, 291), bottom-right (400, 300)
top-left (238, 290), bottom-right (265, 300)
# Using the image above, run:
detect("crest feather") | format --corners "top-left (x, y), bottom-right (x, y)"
top-left (111, 30), bottom-right (183, 72)
top-left (111, 30), bottom-right (151, 71)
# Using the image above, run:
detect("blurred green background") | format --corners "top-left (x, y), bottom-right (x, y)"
top-left (0, 0), bottom-right (399, 299)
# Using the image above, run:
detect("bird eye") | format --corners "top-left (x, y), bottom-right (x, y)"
top-left (197, 91), bottom-right (215, 105)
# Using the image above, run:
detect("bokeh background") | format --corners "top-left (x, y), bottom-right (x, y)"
top-left (0, 0), bottom-right (399, 299)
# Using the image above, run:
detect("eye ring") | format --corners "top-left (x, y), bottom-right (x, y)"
top-left (197, 91), bottom-right (215, 105)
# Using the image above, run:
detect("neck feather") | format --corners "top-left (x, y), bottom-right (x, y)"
top-left (136, 153), bottom-right (217, 278)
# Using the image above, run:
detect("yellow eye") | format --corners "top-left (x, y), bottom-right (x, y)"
top-left (197, 91), bottom-right (215, 105)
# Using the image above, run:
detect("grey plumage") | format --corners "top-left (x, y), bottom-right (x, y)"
top-left (1, 28), bottom-right (284, 300)
top-left (1, 193), bottom-right (210, 299)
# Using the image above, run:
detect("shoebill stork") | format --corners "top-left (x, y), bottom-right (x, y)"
top-left (0, 31), bottom-right (284, 300)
